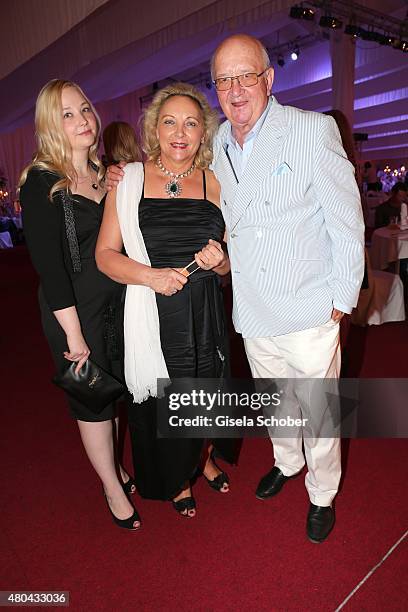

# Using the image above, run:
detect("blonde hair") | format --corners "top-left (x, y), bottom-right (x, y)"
top-left (103, 121), bottom-right (142, 164)
top-left (19, 79), bottom-right (103, 198)
top-left (142, 82), bottom-right (219, 169)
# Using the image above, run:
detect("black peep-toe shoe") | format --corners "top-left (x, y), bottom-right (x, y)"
top-left (172, 496), bottom-right (196, 518)
top-left (104, 493), bottom-right (141, 531)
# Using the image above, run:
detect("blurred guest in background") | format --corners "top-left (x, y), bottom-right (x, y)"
top-left (375, 182), bottom-right (408, 228)
top-left (324, 110), bottom-right (365, 358)
top-left (324, 110), bottom-right (359, 183)
top-left (103, 121), bottom-right (142, 166)
top-left (375, 182), bottom-right (408, 287)
top-left (0, 216), bottom-right (19, 245)
top-left (13, 199), bottom-right (22, 215)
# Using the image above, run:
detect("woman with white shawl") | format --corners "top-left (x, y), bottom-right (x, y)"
top-left (96, 83), bottom-right (238, 518)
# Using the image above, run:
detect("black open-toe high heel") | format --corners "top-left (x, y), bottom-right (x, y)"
top-left (104, 492), bottom-right (141, 531)
top-left (172, 496), bottom-right (196, 518)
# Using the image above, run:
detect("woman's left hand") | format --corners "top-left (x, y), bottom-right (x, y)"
top-left (194, 239), bottom-right (226, 270)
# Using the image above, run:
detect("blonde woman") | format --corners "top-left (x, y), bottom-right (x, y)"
top-left (96, 83), bottom-right (238, 517)
top-left (19, 79), bottom-right (140, 531)
top-left (102, 121), bottom-right (142, 165)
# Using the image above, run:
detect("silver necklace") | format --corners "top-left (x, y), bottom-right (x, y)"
top-left (156, 156), bottom-right (196, 198)
top-left (76, 168), bottom-right (98, 190)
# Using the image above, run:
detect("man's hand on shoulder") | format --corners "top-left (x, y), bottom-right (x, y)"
top-left (105, 161), bottom-right (126, 191)
top-left (331, 308), bottom-right (345, 322)
top-left (205, 169), bottom-right (221, 207)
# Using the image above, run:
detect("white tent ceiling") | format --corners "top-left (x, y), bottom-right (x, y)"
top-left (1, 0), bottom-right (407, 163)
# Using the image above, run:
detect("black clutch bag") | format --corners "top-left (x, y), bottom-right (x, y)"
top-left (53, 359), bottom-right (125, 414)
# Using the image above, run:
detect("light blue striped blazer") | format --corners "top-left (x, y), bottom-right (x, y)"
top-left (212, 96), bottom-right (365, 338)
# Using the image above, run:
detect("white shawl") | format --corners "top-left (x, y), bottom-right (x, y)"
top-left (116, 162), bottom-right (169, 403)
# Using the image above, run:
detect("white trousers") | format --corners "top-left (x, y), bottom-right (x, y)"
top-left (244, 320), bottom-right (341, 506)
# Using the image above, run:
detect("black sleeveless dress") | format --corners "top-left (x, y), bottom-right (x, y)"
top-left (127, 172), bottom-right (236, 500)
top-left (39, 194), bottom-right (124, 421)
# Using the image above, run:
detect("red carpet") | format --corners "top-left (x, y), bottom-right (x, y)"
top-left (1, 247), bottom-right (407, 611)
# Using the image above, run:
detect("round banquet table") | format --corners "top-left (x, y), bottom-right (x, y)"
top-left (369, 226), bottom-right (408, 270)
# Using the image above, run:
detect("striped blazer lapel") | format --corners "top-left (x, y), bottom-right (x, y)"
top-left (219, 142), bottom-right (239, 201)
top-left (232, 98), bottom-right (291, 227)
top-left (213, 123), bottom-right (239, 229)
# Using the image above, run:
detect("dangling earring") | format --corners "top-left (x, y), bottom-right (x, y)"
top-left (200, 137), bottom-right (205, 144)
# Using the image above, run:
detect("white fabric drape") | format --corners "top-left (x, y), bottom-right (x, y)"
top-left (0, 0), bottom-right (109, 80)
top-left (0, 125), bottom-right (35, 201)
top-left (1, 0), bottom-right (406, 191)
top-left (1, 0), bottom-right (293, 197)
top-left (1, 0), bottom-right (292, 134)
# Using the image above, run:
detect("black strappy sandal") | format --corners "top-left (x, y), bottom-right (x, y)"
top-left (202, 451), bottom-right (230, 493)
top-left (203, 470), bottom-right (230, 493)
top-left (172, 496), bottom-right (196, 518)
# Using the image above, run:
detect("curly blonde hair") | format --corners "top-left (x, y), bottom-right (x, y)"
top-left (19, 79), bottom-right (103, 198)
top-left (142, 82), bottom-right (219, 169)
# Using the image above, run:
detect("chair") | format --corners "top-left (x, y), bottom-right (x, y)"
top-left (351, 250), bottom-right (405, 326)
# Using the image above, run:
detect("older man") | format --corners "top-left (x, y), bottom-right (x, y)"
top-left (210, 34), bottom-right (364, 543)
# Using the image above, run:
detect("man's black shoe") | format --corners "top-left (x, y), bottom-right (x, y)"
top-left (306, 503), bottom-right (335, 543)
top-left (255, 466), bottom-right (293, 500)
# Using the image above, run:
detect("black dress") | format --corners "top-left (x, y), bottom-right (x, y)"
top-left (20, 168), bottom-right (124, 422)
top-left (127, 172), bottom-right (237, 500)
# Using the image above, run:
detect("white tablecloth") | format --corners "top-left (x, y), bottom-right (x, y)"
top-left (369, 227), bottom-right (408, 270)
top-left (0, 231), bottom-right (13, 248)
top-left (1, 215), bottom-right (22, 229)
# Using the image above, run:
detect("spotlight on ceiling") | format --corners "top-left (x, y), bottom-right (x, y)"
top-left (277, 54), bottom-right (285, 67)
top-left (384, 34), bottom-right (397, 46)
top-left (396, 39), bottom-right (408, 52)
top-left (289, 5), bottom-right (315, 21)
top-left (291, 46), bottom-right (300, 61)
top-left (319, 15), bottom-right (343, 29)
top-left (344, 24), bottom-right (361, 38)
top-left (344, 26), bottom-right (395, 45)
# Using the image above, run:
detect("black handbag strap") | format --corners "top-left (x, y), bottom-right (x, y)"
top-left (207, 276), bottom-right (228, 378)
top-left (60, 190), bottom-right (81, 273)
